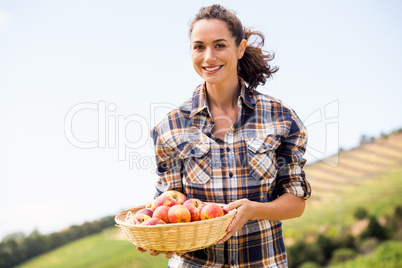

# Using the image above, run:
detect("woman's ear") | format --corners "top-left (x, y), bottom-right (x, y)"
top-left (238, 39), bottom-right (247, 59)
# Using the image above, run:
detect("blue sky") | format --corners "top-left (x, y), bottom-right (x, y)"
top-left (0, 0), bottom-right (401, 239)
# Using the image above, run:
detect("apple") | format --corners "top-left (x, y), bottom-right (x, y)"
top-left (168, 205), bottom-right (191, 223)
top-left (146, 199), bottom-right (158, 212)
top-left (156, 195), bottom-right (176, 207)
top-left (153, 205), bottom-right (170, 223)
top-left (141, 218), bottom-right (166, 226)
top-left (200, 203), bottom-right (224, 220)
top-left (157, 190), bottom-right (187, 207)
top-left (183, 198), bottom-right (205, 222)
top-left (135, 208), bottom-right (153, 218)
top-left (133, 214), bottom-right (151, 224)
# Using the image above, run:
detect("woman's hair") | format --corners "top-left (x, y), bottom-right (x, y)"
top-left (190, 4), bottom-right (278, 91)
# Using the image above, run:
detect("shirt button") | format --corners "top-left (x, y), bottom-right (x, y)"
top-left (226, 147), bottom-right (231, 152)
top-left (190, 149), bottom-right (195, 154)
top-left (229, 172), bottom-right (233, 178)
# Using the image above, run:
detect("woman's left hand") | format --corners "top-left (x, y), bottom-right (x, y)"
top-left (216, 198), bottom-right (257, 244)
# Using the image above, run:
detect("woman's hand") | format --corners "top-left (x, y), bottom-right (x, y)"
top-left (136, 247), bottom-right (183, 259)
top-left (216, 198), bottom-right (257, 244)
top-left (216, 194), bottom-right (306, 244)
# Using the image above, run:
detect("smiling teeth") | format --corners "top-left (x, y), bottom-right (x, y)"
top-left (205, 66), bottom-right (221, 71)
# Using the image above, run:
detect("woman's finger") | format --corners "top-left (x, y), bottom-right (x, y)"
top-left (149, 249), bottom-right (159, 256)
top-left (136, 246), bottom-right (147, 253)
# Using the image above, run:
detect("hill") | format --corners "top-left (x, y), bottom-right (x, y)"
top-left (283, 131), bottom-right (402, 239)
top-left (305, 131), bottom-right (402, 204)
top-left (17, 228), bottom-right (168, 268)
top-left (305, 133), bottom-right (402, 202)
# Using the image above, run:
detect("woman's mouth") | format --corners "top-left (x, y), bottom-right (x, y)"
top-left (202, 65), bottom-right (223, 73)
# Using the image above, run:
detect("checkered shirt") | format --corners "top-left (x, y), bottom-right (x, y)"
top-left (151, 80), bottom-right (311, 268)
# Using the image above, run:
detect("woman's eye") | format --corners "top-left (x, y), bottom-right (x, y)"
top-left (194, 45), bottom-right (204, 50)
top-left (216, 44), bottom-right (225, 48)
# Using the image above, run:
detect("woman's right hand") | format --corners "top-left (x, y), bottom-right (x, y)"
top-left (136, 246), bottom-right (180, 259)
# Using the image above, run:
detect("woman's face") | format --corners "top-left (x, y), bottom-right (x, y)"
top-left (190, 19), bottom-right (246, 89)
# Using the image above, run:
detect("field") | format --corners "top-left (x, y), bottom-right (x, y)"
top-left (17, 228), bottom-right (168, 268)
top-left (283, 132), bottom-right (402, 240)
top-left (18, 132), bottom-right (402, 267)
top-left (283, 167), bottom-right (402, 241)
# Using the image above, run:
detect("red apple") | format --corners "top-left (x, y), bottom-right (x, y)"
top-left (200, 203), bottom-right (224, 220)
top-left (157, 195), bottom-right (177, 207)
top-left (153, 205), bottom-right (170, 223)
top-left (133, 214), bottom-right (151, 224)
top-left (141, 218), bottom-right (166, 226)
top-left (168, 205), bottom-right (191, 223)
top-left (135, 208), bottom-right (153, 218)
top-left (146, 199), bottom-right (158, 212)
top-left (157, 190), bottom-right (187, 207)
top-left (183, 198), bottom-right (205, 222)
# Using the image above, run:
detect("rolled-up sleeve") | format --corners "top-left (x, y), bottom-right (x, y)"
top-left (151, 126), bottom-right (184, 198)
top-left (276, 111), bottom-right (311, 199)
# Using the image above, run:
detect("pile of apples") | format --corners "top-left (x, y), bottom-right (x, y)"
top-left (125, 190), bottom-right (226, 226)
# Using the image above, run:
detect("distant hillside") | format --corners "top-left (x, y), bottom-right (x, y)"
top-left (305, 131), bottom-right (402, 204)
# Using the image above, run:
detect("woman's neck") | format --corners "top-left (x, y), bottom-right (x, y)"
top-left (205, 78), bottom-right (240, 111)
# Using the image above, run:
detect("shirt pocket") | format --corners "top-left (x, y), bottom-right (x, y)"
top-left (246, 136), bottom-right (280, 181)
top-left (177, 141), bottom-right (212, 184)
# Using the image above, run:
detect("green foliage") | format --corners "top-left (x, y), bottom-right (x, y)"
top-left (353, 207), bottom-right (368, 220)
top-left (287, 241), bottom-right (324, 268)
top-left (329, 241), bottom-right (402, 268)
top-left (333, 232), bottom-right (355, 249)
top-left (298, 261), bottom-right (322, 268)
top-left (360, 216), bottom-right (388, 241)
top-left (395, 205), bottom-right (402, 219)
top-left (317, 235), bottom-right (335, 261)
top-left (330, 248), bottom-right (357, 265)
top-left (0, 216), bottom-right (116, 267)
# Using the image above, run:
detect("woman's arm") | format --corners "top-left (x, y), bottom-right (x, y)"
top-left (217, 193), bottom-right (305, 244)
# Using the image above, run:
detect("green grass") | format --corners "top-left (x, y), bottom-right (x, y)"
top-left (283, 168), bottom-right (402, 240)
top-left (329, 240), bottom-right (402, 268)
top-left (18, 228), bottom-right (168, 268)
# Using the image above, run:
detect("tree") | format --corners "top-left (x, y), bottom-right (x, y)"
top-left (360, 216), bottom-right (387, 240)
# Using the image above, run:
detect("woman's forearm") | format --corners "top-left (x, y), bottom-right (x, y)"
top-left (249, 193), bottom-right (306, 221)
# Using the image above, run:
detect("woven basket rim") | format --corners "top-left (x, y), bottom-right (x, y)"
top-left (115, 203), bottom-right (237, 254)
top-left (115, 203), bottom-right (236, 228)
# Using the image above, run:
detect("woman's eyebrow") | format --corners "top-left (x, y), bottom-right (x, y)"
top-left (213, 38), bottom-right (228, 43)
top-left (192, 38), bottom-right (228, 44)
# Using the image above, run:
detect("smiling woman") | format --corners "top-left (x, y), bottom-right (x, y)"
top-left (190, 19), bottom-right (245, 92)
top-left (141, 4), bottom-right (311, 267)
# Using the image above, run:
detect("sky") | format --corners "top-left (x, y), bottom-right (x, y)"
top-left (0, 0), bottom-right (401, 240)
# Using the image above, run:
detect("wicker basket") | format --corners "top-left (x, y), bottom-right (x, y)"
top-left (115, 204), bottom-right (236, 254)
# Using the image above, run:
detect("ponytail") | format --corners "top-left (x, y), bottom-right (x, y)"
top-left (239, 28), bottom-right (278, 91)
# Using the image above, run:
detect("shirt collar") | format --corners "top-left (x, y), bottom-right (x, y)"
top-left (190, 79), bottom-right (255, 118)
top-left (238, 79), bottom-right (256, 110)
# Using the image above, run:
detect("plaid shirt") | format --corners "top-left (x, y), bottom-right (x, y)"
top-left (151, 80), bottom-right (311, 268)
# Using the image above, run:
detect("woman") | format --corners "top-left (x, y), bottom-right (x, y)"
top-left (140, 4), bottom-right (311, 267)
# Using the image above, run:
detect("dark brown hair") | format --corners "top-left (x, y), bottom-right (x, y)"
top-left (190, 4), bottom-right (278, 91)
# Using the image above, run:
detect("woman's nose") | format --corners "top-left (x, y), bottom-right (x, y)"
top-left (205, 47), bottom-right (216, 63)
